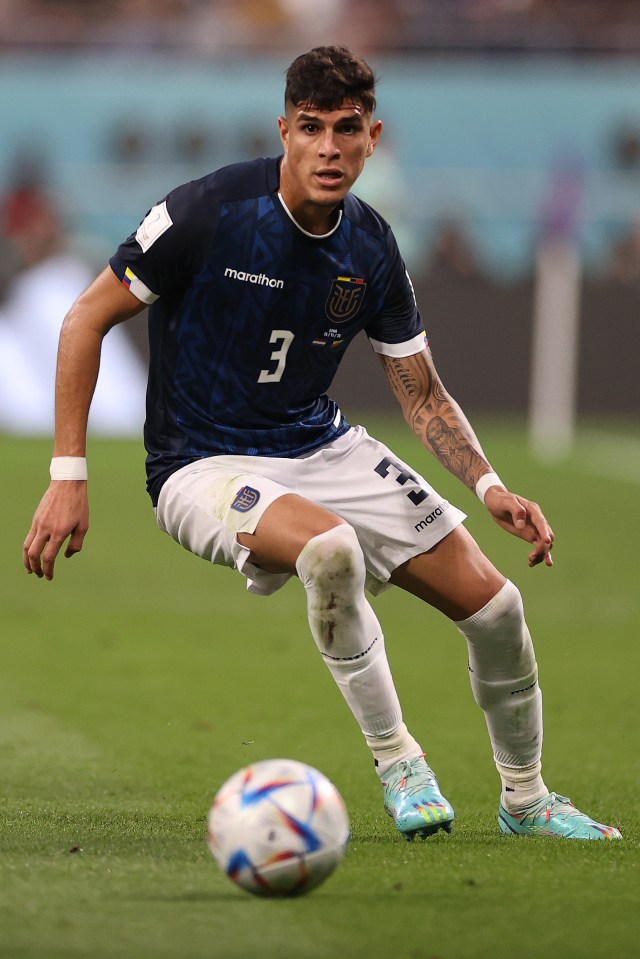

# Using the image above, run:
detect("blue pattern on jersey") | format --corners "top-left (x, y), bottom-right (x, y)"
top-left (109, 157), bottom-right (423, 503)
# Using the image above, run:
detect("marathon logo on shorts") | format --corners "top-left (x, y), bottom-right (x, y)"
top-left (325, 276), bottom-right (367, 323)
top-left (230, 485), bottom-right (261, 513)
top-left (414, 501), bottom-right (450, 532)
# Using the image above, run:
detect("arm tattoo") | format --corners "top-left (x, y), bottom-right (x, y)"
top-left (381, 353), bottom-right (492, 491)
top-left (385, 357), bottom-right (420, 398)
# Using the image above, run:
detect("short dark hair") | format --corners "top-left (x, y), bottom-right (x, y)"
top-left (284, 46), bottom-right (377, 115)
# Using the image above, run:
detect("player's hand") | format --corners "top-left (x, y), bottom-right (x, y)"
top-left (23, 481), bottom-right (89, 581)
top-left (483, 488), bottom-right (554, 568)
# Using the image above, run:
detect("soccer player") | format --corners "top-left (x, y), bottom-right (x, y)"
top-left (24, 46), bottom-right (621, 841)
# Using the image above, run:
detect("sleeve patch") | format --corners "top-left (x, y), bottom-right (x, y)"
top-left (368, 331), bottom-right (428, 357)
top-left (122, 267), bottom-right (159, 304)
top-left (135, 201), bottom-right (173, 252)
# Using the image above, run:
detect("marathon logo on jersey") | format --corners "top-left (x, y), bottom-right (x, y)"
top-left (325, 276), bottom-right (367, 324)
top-left (224, 267), bottom-right (285, 289)
top-left (230, 485), bottom-right (261, 513)
top-left (414, 501), bottom-right (450, 532)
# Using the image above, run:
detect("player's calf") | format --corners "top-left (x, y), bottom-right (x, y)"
top-left (296, 525), bottom-right (404, 739)
top-left (455, 580), bottom-right (547, 809)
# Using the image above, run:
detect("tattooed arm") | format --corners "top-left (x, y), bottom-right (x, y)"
top-left (379, 348), bottom-right (555, 567)
top-left (380, 348), bottom-right (493, 493)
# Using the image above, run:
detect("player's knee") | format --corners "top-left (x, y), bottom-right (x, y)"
top-left (494, 583), bottom-right (534, 661)
top-left (295, 524), bottom-right (365, 594)
top-left (492, 580), bottom-right (525, 630)
top-left (468, 579), bottom-right (526, 634)
top-left (460, 580), bottom-right (537, 680)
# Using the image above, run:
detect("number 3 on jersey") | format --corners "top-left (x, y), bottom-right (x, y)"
top-left (258, 330), bottom-right (295, 383)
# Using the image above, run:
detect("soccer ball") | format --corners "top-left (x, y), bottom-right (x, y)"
top-left (207, 758), bottom-right (350, 897)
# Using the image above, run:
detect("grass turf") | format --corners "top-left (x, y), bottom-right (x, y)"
top-left (1, 419), bottom-right (638, 959)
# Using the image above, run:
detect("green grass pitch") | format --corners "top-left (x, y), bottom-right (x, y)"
top-left (1, 419), bottom-right (638, 959)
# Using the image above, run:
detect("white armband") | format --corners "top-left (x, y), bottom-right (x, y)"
top-left (50, 457), bottom-right (88, 481)
top-left (475, 471), bottom-right (503, 504)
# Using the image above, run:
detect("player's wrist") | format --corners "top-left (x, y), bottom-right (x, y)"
top-left (50, 456), bottom-right (88, 481)
top-left (475, 471), bottom-right (504, 504)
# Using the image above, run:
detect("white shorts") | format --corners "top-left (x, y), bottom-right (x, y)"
top-left (155, 425), bottom-right (466, 596)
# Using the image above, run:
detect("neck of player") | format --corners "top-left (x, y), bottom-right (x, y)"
top-left (279, 163), bottom-right (342, 236)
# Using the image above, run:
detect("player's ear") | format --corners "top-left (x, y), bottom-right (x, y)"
top-left (366, 120), bottom-right (383, 157)
top-left (278, 116), bottom-right (289, 152)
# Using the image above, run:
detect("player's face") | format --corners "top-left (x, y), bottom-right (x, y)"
top-left (278, 100), bottom-right (382, 233)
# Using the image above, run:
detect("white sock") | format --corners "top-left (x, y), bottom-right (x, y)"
top-left (365, 723), bottom-right (424, 778)
top-left (296, 526), bottom-right (420, 775)
top-left (455, 580), bottom-right (548, 810)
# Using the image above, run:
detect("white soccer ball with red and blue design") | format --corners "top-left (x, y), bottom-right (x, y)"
top-left (207, 758), bottom-right (350, 897)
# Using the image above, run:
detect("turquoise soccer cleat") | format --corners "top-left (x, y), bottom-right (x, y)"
top-left (499, 792), bottom-right (622, 840)
top-left (382, 756), bottom-right (455, 840)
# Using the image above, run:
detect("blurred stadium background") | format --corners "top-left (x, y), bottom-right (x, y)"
top-left (2, 0), bottom-right (640, 452)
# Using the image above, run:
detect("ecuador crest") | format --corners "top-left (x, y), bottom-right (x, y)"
top-left (325, 275), bottom-right (367, 323)
top-left (230, 485), bottom-right (261, 513)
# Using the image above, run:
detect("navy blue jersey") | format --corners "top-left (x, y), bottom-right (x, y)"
top-left (109, 157), bottom-right (426, 504)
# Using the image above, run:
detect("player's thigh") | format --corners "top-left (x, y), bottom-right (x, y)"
top-left (389, 525), bottom-right (506, 621)
top-left (297, 426), bottom-right (467, 594)
top-left (237, 493), bottom-right (346, 574)
top-left (156, 457), bottom-right (345, 575)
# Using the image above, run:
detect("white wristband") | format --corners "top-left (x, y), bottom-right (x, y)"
top-left (50, 457), bottom-right (88, 481)
top-left (475, 471), bottom-right (503, 504)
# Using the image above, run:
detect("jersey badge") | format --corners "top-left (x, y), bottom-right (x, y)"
top-left (325, 276), bottom-right (366, 324)
top-left (230, 485), bottom-right (261, 513)
top-left (136, 201), bottom-right (173, 252)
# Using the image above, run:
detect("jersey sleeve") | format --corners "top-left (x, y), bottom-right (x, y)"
top-left (365, 229), bottom-right (427, 357)
top-left (109, 177), bottom-right (219, 304)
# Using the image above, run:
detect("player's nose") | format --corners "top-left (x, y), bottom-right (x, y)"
top-left (319, 131), bottom-right (340, 158)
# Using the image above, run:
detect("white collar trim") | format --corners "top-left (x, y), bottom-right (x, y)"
top-left (277, 193), bottom-right (342, 238)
